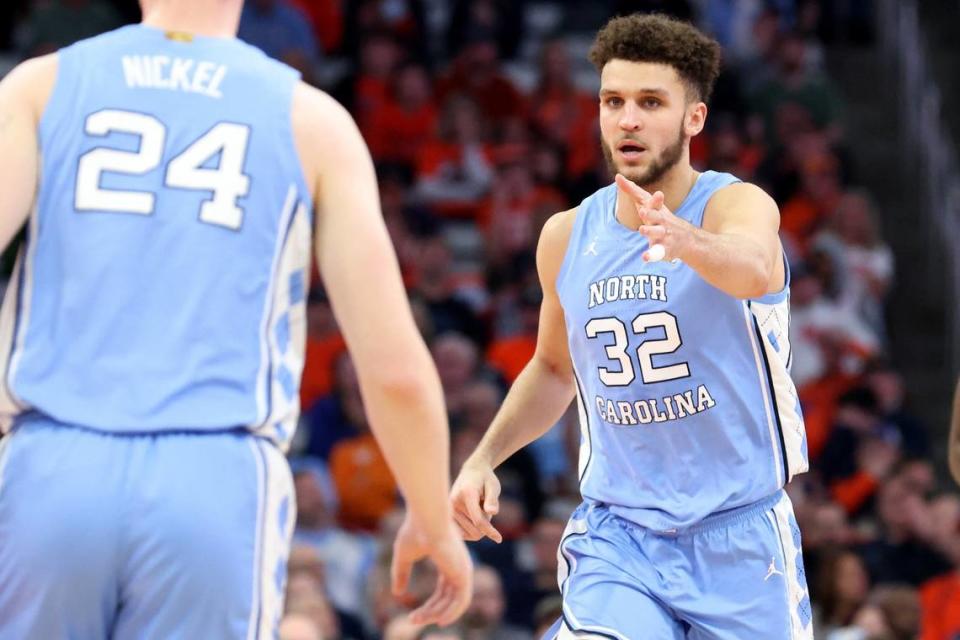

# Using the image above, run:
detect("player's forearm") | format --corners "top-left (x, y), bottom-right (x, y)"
top-left (679, 228), bottom-right (773, 299)
top-left (359, 351), bottom-right (452, 540)
top-left (949, 379), bottom-right (960, 486)
top-left (465, 356), bottom-right (575, 470)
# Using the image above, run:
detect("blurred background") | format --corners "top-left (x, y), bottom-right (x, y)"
top-left (1, 1), bottom-right (959, 639)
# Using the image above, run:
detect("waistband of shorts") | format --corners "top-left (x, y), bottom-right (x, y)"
top-left (649, 490), bottom-right (784, 538)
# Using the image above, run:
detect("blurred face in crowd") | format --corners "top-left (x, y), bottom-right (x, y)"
top-left (540, 40), bottom-right (571, 88)
top-left (361, 35), bottom-right (400, 77)
top-left (293, 472), bottom-right (333, 528)
top-left (431, 334), bottom-right (479, 390)
top-left (464, 566), bottom-right (506, 628)
top-left (395, 65), bottom-right (432, 109)
top-left (835, 191), bottom-right (879, 247)
top-left (598, 60), bottom-right (705, 188)
top-left (531, 517), bottom-right (565, 572)
top-left (834, 552), bottom-right (870, 604)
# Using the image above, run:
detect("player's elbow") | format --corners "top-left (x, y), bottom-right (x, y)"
top-left (733, 266), bottom-right (771, 300)
top-left (361, 353), bottom-right (441, 402)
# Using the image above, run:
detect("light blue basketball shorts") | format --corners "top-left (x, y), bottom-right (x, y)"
top-left (542, 491), bottom-right (813, 639)
top-left (0, 414), bottom-right (295, 640)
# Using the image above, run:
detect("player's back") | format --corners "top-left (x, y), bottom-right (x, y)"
top-left (0, 25), bottom-right (313, 447)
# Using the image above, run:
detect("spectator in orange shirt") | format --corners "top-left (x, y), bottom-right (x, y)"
top-left (530, 38), bottom-right (597, 179)
top-left (299, 289), bottom-right (346, 413)
top-left (780, 150), bottom-right (843, 246)
top-left (919, 494), bottom-right (960, 640)
top-left (329, 431), bottom-right (399, 533)
top-left (482, 160), bottom-right (565, 267)
top-left (365, 62), bottom-right (438, 167)
top-left (337, 31), bottom-right (402, 133)
top-left (289, 0), bottom-right (343, 54)
top-left (415, 95), bottom-right (495, 220)
top-left (487, 286), bottom-right (540, 384)
top-left (436, 30), bottom-right (526, 126)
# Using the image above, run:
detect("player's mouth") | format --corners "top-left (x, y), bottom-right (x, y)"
top-left (617, 140), bottom-right (647, 161)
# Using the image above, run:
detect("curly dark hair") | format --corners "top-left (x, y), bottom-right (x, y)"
top-left (588, 13), bottom-right (722, 104)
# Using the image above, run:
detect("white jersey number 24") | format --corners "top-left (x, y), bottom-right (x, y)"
top-left (74, 109), bottom-right (251, 230)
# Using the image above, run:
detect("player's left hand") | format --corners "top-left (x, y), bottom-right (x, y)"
top-left (615, 173), bottom-right (695, 262)
top-left (391, 512), bottom-right (473, 626)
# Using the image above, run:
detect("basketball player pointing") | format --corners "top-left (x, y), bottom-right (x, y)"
top-left (0, 0), bottom-right (470, 636)
top-left (452, 14), bottom-right (812, 639)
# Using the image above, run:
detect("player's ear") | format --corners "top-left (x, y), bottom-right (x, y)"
top-left (685, 101), bottom-right (706, 137)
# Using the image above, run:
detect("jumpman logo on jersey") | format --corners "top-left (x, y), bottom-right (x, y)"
top-left (584, 237), bottom-right (599, 256)
top-left (764, 557), bottom-right (783, 581)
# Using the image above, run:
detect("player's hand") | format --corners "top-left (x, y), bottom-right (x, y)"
top-left (614, 173), bottom-right (694, 262)
top-left (391, 513), bottom-right (473, 626)
top-left (450, 463), bottom-right (503, 543)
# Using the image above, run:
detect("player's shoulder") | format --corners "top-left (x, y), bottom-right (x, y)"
top-left (292, 82), bottom-right (350, 129)
top-left (540, 207), bottom-right (578, 246)
top-left (709, 180), bottom-right (779, 212)
top-left (536, 207), bottom-right (578, 283)
top-left (292, 82), bottom-right (358, 159)
top-left (0, 53), bottom-right (59, 122)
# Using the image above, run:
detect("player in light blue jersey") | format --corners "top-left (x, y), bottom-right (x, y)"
top-left (0, 0), bottom-right (472, 637)
top-left (452, 13), bottom-right (812, 640)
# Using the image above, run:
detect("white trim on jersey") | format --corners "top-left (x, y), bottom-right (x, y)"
top-left (245, 438), bottom-right (266, 640)
top-left (255, 199), bottom-right (312, 450)
top-left (0, 202), bottom-right (42, 426)
top-left (0, 433), bottom-right (12, 495)
top-left (750, 300), bottom-right (809, 481)
top-left (0, 255), bottom-right (25, 430)
top-left (571, 363), bottom-right (595, 487)
top-left (557, 620), bottom-right (622, 640)
top-left (246, 438), bottom-right (296, 640)
top-left (251, 185), bottom-right (298, 429)
top-left (740, 301), bottom-right (784, 487)
top-left (767, 492), bottom-right (813, 640)
top-left (557, 511), bottom-right (589, 593)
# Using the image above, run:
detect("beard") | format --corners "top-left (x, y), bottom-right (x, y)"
top-left (602, 121), bottom-right (686, 188)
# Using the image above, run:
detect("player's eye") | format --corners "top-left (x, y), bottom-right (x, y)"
top-left (642, 98), bottom-right (662, 108)
top-left (604, 97), bottom-right (624, 108)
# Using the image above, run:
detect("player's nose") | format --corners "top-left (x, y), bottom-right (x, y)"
top-left (618, 102), bottom-right (644, 131)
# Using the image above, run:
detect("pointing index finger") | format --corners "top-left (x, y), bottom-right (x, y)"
top-left (615, 173), bottom-right (652, 203)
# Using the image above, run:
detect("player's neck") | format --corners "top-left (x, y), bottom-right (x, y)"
top-left (141, 3), bottom-right (241, 39)
top-left (615, 163), bottom-right (700, 231)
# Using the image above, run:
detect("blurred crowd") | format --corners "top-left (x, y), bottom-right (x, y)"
top-left (2, 1), bottom-right (958, 639)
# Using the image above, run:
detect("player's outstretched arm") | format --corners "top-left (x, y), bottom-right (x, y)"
top-left (293, 84), bottom-right (470, 625)
top-left (451, 209), bottom-right (577, 542)
top-left (616, 176), bottom-right (783, 299)
top-left (949, 376), bottom-right (960, 487)
top-left (0, 55), bottom-right (57, 254)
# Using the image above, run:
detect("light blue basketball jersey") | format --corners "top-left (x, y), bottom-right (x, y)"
top-left (556, 172), bottom-right (809, 530)
top-left (0, 25), bottom-right (313, 449)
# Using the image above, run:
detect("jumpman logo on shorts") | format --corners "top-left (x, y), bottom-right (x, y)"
top-left (764, 557), bottom-right (784, 581)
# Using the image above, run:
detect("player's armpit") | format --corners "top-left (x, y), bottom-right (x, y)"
top-left (0, 54), bottom-right (57, 254)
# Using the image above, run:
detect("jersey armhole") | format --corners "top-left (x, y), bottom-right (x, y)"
top-left (282, 74), bottom-right (316, 228)
top-left (37, 52), bottom-right (71, 146)
top-left (554, 208), bottom-right (583, 294)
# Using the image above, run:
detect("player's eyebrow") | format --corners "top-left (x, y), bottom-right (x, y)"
top-left (599, 87), bottom-right (670, 97)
